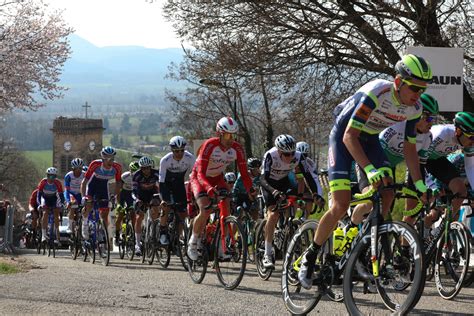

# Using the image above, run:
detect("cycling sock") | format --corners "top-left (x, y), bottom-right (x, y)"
top-left (189, 233), bottom-right (198, 245)
top-left (264, 241), bottom-right (273, 256)
top-left (41, 228), bottom-right (46, 238)
top-left (304, 241), bottom-right (321, 264)
top-left (135, 233), bottom-right (141, 246)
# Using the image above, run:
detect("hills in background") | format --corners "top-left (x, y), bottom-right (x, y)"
top-left (49, 34), bottom-right (186, 106)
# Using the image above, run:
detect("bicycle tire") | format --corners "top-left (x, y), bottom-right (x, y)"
top-left (126, 221), bottom-right (135, 261)
top-left (255, 219), bottom-right (273, 280)
top-left (98, 219), bottom-right (110, 266)
top-left (343, 221), bottom-right (424, 315)
top-left (187, 220), bottom-right (208, 284)
top-left (281, 220), bottom-right (322, 315)
top-left (157, 224), bottom-right (171, 268)
top-left (177, 219), bottom-right (189, 271)
top-left (146, 221), bottom-right (156, 265)
top-left (461, 234), bottom-right (474, 287)
top-left (215, 216), bottom-right (247, 290)
top-left (434, 221), bottom-right (470, 299)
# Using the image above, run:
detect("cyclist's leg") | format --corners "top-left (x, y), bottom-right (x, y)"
top-left (41, 202), bottom-right (50, 241)
top-left (404, 165), bottom-right (427, 227)
top-left (350, 164), bottom-right (372, 225)
top-left (172, 183), bottom-right (188, 235)
top-left (134, 200), bottom-right (145, 248)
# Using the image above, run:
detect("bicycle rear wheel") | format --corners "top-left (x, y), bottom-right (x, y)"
top-left (146, 221), bottom-right (155, 265)
top-left (176, 221), bottom-right (189, 271)
top-left (255, 219), bottom-right (272, 280)
top-left (343, 221), bottom-right (424, 315)
top-left (97, 219), bottom-right (110, 266)
top-left (126, 221), bottom-right (135, 261)
top-left (434, 221), bottom-right (470, 299)
top-left (281, 220), bottom-right (322, 315)
top-left (215, 216), bottom-right (247, 290)
top-left (157, 226), bottom-right (171, 268)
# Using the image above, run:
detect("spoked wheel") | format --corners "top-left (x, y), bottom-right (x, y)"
top-left (343, 221), bottom-right (424, 315)
top-left (176, 223), bottom-right (189, 271)
top-left (187, 220), bottom-right (208, 284)
top-left (97, 219), bottom-right (110, 266)
top-left (434, 221), bottom-right (470, 299)
top-left (146, 221), bottom-right (156, 265)
top-left (214, 216), bottom-right (247, 290)
top-left (71, 221), bottom-right (82, 260)
top-left (126, 222), bottom-right (135, 261)
top-left (157, 245), bottom-right (171, 268)
top-left (463, 236), bottom-right (474, 287)
top-left (245, 217), bottom-right (257, 264)
top-left (255, 219), bottom-right (273, 280)
top-left (281, 220), bottom-right (322, 315)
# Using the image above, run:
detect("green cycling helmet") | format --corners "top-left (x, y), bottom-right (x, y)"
top-left (129, 161), bottom-right (139, 173)
top-left (395, 54), bottom-right (432, 82)
top-left (454, 112), bottom-right (474, 134)
top-left (419, 93), bottom-right (439, 115)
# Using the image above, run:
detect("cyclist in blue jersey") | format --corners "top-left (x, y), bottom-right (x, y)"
top-left (64, 158), bottom-right (85, 233)
top-left (298, 54), bottom-right (432, 289)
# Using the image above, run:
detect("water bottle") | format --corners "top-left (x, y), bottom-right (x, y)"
top-left (340, 226), bottom-right (358, 253)
top-left (333, 227), bottom-right (344, 256)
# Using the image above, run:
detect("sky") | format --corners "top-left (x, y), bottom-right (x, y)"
top-left (44, 0), bottom-right (184, 49)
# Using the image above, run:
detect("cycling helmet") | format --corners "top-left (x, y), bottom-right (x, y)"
top-left (169, 136), bottom-right (186, 149)
top-left (419, 94), bottom-right (439, 115)
top-left (395, 54), bottom-right (432, 82)
top-left (216, 117), bottom-right (238, 134)
top-left (138, 156), bottom-right (153, 168)
top-left (247, 157), bottom-right (262, 169)
top-left (224, 172), bottom-right (236, 183)
top-left (101, 146), bottom-right (116, 158)
top-left (454, 112), bottom-right (474, 134)
top-left (82, 166), bottom-right (88, 172)
top-left (296, 141), bottom-right (310, 155)
top-left (71, 158), bottom-right (84, 169)
top-left (46, 167), bottom-right (58, 175)
top-left (129, 161), bottom-right (139, 173)
top-left (275, 134), bottom-right (296, 153)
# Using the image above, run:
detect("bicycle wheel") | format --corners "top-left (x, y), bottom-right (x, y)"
top-left (177, 219), bottom-right (189, 271)
top-left (343, 221), bottom-right (424, 315)
top-left (434, 221), bottom-right (470, 299)
top-left (246, 217), bottom-right (257, 264)
top-left (157, 227), bottom-right (171, 268)
top-left (463, 235), bottom-right (474, 287)
top-left (146, 221), bottom-right (156, 265)
top-left (36, 228), bottom-right (42, 254)
top-left (187, 220), bottom-right (208, 284)
top-left (125, 221), bottom-right (135, 261)
top-left (255, 219), bottom-right (272, 280)
top-left (214, 216), bottom-right (247, 290)
top-left (281, 220), bottom-right (322, 315)
top-left (97, 219), bottom-right (110, 266)
top-left (71, 220), bottom-right (80, 260)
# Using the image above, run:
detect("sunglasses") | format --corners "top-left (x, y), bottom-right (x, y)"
top-left (103, 157), bottom-right (115, 162)
top-left (47, 175), bottom-right (57, 179)
top-left (173, 149), bottom-right (185, 153)
top-left (423, 114), bottom-right (437, 123)
top-left (221, 133), bottom-right (235, 140)
top-left (401, 78), bottom-right (427, 93)
top-left (282, 151), bottom-right (296, 157)
top-left (141, 166), bottom-right (151, 170)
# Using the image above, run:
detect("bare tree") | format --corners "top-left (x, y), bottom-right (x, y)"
top-left (0, 0), bottom-right (73, 112)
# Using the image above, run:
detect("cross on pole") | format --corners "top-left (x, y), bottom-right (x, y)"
top-left (82, 101), bottom-right (91, 119)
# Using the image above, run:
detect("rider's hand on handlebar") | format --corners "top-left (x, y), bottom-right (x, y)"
top-left (272, 190), bottom-right (284, 200)
top-left (207, 187), bottom-right (217, 199)
top-left (312, 193), bottom-right (325, 208)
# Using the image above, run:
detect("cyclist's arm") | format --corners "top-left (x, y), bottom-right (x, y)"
top-left (234, 143), bottom-right (252, 192)
top-left (195, 140), bottom-right (215, 191)
top-left (55, 180), bottom-right (65, 205)
top-left (296, 158), bottom-right (320, 195)
top-left (260, 152), bottom-right (278, 193)
top-left (404, 115), bottom-right (422, 182)
top-left (113, 163), bottom-right (122, 203)
top-left (63, 174), bottom-right (72, 203)
top-left (343, 126), bottom-right (372, 169)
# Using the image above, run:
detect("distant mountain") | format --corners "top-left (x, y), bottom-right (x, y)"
top-left (50, 34), bottom-right (187, 106)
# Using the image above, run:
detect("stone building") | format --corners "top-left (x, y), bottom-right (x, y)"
top-left (51, 117), bottom-right (104, 176)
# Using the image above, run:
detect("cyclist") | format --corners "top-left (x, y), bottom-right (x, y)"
top-left (28, 188), bottom-right (40, 239)
top-left (260, 134), bottom-right (323, 269)
top-left (187, 116), bottom-right (254, 260)
top-left (159, 136), bottom-right (196, 245)
top-left (132, 156), bottom-right (161, 255)
top-left (114, 161), bottom-right (139, 246)
top-left (296, 141), bottom-right (324, 219)
top-left (81, 146), bottom-right (122, 241)
top-left (224, 172), bottom-right (237, 190)
top-left (232, 157), bottom-right (262, 220)
top-left (37, 167), bottom-right (65, 243)
top-left (64, 158), bottom-right (85, 234)
top-left (298, 54), bottom-right (431, 289)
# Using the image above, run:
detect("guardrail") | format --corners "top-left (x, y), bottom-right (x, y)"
top-left (0, 204), bottom-right (15, 254)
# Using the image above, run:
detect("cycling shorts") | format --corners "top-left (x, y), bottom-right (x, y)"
top-left (40, 196), bottom-right (61, 209)
top-left (328, 127), bottom-right (390, 192)
top-left (134, 193), bottom-right (160, 214)
top-left (425, 157), bottom-right (460, 186)
top-left (190, 174), bottom-right (227, 199)
top-left (160, 181), bottom-right (186, 212)
top-left (86, 179), bottom-right (109, 208)
top-left (261, 176), bottom-right (297, 208)
top-left (119, 189), bottom-right (134, 209)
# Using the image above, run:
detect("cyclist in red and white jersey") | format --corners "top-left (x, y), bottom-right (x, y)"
top-left (187, 117), bottom-right (254, 260)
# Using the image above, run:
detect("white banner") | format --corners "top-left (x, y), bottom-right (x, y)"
top-left (407, 46), bottom-right (464, 112)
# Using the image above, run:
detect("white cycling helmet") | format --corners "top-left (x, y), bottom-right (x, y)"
top-left (275, 134), bottom-right (296, 153)
top-left (46, 167), bottom-right (58, 175)
top-left (216, 117), bottom-right (238, 134)
top-left (169, 136), bottom-right (186, 149)
top-left (138, 156), bottom-right (153, 168)
top-left (71, 158), bottom-right (84, 169)
top-left (100, 146), bottom-right (116, 158)
top-left (224, 172), bottom-right (236, 183)
top-left (296, 141), bottom-right (310, 155)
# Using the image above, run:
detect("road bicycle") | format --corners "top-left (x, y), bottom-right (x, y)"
top-left (83, 198), bottom-right (112, 266)
top-left (117, 205), bottom-right (136, 261)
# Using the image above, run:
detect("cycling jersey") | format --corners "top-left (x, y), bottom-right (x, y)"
top-left (132, 169), bottom-right (160, 202)
top-left (328, 79), bottom-right (422, 191)
top-left (64, 170), bottom-right (85, 203)
top-left (84, 159), bottom-right (122, 203)
top-left (29, 189), bottom-right (39, 209)
top-left (260, 147), bottom-right (319, 195)
top-left (121, 171), bottom-right (133, 191)
top-left (37, 178), bottom-right (65, 208)
top-left (159, 151), bottom-right (195, 183)
top-left (379, 121), bottom-right (432, 166)
top-left (233, 173), bottom-right (260, 196)
top-left (298, 156), bottom-right (323, 196)
top-left (190, 137), bottom-right (252, 195)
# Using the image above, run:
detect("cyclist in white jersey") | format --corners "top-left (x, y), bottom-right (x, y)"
top-left (299, 54), bottom-right (432, 289)
top-left (64, 158), bottom-right (85, 233)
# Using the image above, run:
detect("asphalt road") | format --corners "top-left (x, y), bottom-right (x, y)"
top-left (0, 249), bottom-right (473, 315)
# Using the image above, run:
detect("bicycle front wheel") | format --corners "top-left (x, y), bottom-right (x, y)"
top-left (97, 219), bottom-right (110, 266)
top-left (215, 216), bottom-right (247, 290)
top-left (281, 220), bottom-right (322, 315)
top-left (343, 221), bottom-right (424, 315)
top-left (255, 219), bottom-right (272, 280)
top-left (435, 221), bottom-right (471, 299)
top-left (126, 221), bottom-right (135, 261)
